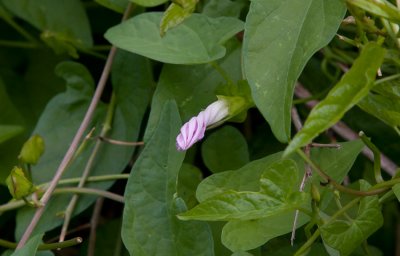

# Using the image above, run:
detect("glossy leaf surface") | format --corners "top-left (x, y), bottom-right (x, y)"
top-left (105, 12), bottom-right (243, 64)
top-left (121, 101), bottom-right (213, 256)
top-left (284, 43), bottom-right (386, 156)
top-left (243, 0), bottom-right (346, 142)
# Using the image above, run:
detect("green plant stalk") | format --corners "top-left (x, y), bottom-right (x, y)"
top-left (210, 61), bottom-right (234, 85)
top-left (359, 131), bottom-right (384, 183)
top-left (0, 40), bottom-right (37, 48)
top-left (296, 149), bottom-right (388, 196)
top-left (0, 237), bottom-right (82, 250)
top-left (295, 197), bottom-right (361, 256)
top-left (0, 174), bottom-right (129, 213)
top-left (54, 187), bottom-right (124, 203)
top-left (0, 12), bottom-right (39, 44)
top-left (59, 92), bottom-right (118, 242)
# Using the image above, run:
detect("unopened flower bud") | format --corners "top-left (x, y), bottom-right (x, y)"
top-left (311, 184), bottom-right (320, 203)
top-left (176, 99), bottom-right (229, 151)
top-left (6, 166), bottom-right (36, 200)
top-left (19, 135), bottom-right (45, 165)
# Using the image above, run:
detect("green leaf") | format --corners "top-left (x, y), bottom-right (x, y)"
top-left (348, 0), bottom-right (400, 23)
top-left (358, 92), bottom-right (400, 134)
top-left (177, 164), bottom-right (203, 209)
top-left (221, 212), bottom-right (309, 252)
top-left (284, 43), bottom-right (386, 156)
top-left (179, 159), bottom-right (309, 221)
top-left (6, 166), bottom-right (36, 200)
top-left (160, 1), bottom-right (197, 36)
top-left (196, 152), bottom-right (283, 203)
top-left (2, 0), bottom-right (92, 57)
top-left (392, 183), bottom-right (400, 202)
top-left (195, 141), bottom-right (363, 251)
top-left (243, 0), bottom-right (346, 142)
top-left (95, 0), bottom-right (128, 13)
top-left (178, 190), bottom-right (308, 221)
top-left (18, 135), bottom-right (45, 165)
top-left (320, 180), bottom-right (384, 256)
top-left (10, 233), bottom-right (43, 256)
top-left (121, 101), bottom-right (213, 256)
top-left (128, 0), bottom-right (168, 7)
top-left (201, 126), bottom-right (249, 173)
top-left (202, 0), bottom-right (246, 18)
top-left (16, 52), bottom-right (152, 238)
top-left (0, 125), bottom-right (24, 144)
top-left (105, 12), bottom-right (243, 64)
top-left (144, 40), bottom-right (242, 140)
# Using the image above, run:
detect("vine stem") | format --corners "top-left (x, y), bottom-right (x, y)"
top-left (0, 237), bottom-right (82, 250)
top-left (59, 93), bottom-right (117, 242)
top-left (16, 3), bottom-right (133, 248)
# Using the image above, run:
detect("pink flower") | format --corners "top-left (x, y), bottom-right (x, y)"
top-left (176, 100), bottom-right (229, 151)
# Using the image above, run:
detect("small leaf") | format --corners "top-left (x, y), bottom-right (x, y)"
top-left (160, 1), bottom-right (197, 36)
top-left (179, 159), bottom-right (309, 221)
top-left (243, 0), bottom-right (346, 142)
top-left (6, 166), bottom-right (36, 200)
top-left (178, 190), bottom-right (308, 221)
top-left (348, 0), bottom-right (400, 23)
top-left (9, 234), bottom-right (43, 256)
top-left (18, 135), bottom-right (45, 165)
top-left (0, 125), bottom-right (24, 144)
top-left (2, 0), bottom-right (93, 57)
top-left (320, 180), bottom-right (383, 256)
top-left (392, 183), bottom-right (400, 202)
top-left (284, 43), bottom-right (386, 156)
top-left (121, 101), bottom-right (213, 256)
top-left (105, 12), bottom-right (243, 64)
top-left (128, 0), bottom-right (168, 7)
top-left (358, 92), bottom-right (400, 134)
top-left (221, 212), bottom-right (309, 252)
top-left (201, 126), bottom-right (249, 173)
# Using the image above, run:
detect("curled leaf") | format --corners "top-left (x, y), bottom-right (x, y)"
top-left (6, 166), bottom-right (36, 200)
top-left (18, 135), bottom-right (45, 165)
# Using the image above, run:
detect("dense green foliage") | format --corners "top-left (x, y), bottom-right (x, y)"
top-left (1, 0), bottom-right (400, 255)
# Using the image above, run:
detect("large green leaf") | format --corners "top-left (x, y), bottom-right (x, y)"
top-left (121, 101), bottom-right (213, 256)
top-left (16, 52), bottom-right (152, 238)
top-left (201, 0), bottom-right (245, 18)
top-left (105, 12), bottom-right (243, 64)
top-left (243, 0), bottom-right (346, 142)
top-left (195, 141), bottom-right (363, 251)
top-left (10, 234), bottom-right (43, 256)
top-left (320, 181), bottom-right (383, 256)
top-left (144, 40), bottom-right (242, 141)
top-left (178, 159), bottom-right (309, 221)
top-left (284, 43), bottom-right (386, 156)
top-left (2, 0), bottom-right (93, 57)
top-left (201, 126), bottom-right (249, 173)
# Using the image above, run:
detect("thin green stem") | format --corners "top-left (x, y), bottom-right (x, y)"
top-left (54, 187), bottom-right (124, 203)
top-left (359, 131), bottom-right (384, 183)
top-left (0, 40), bottom-right (37, 48)
top-left (294, 229), bottom-right (320, 256)
top-left (210, 61), bottom-right (234, 85)
top-left (0, 237), bottom-right (82, 250)
top-left (0, 174), bottom-right (129, 213)
top-left (374, 73), bottom-right (400, 85)
top-left (60, 92), bottom-right (117, 242)
top-left (0, 13), bottom-right (38, 44)
top-left (296, 149), bottom-right (388, 196)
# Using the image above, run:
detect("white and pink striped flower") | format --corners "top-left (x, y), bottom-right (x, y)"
top-left (176, 100), bottom-right (229, 151)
